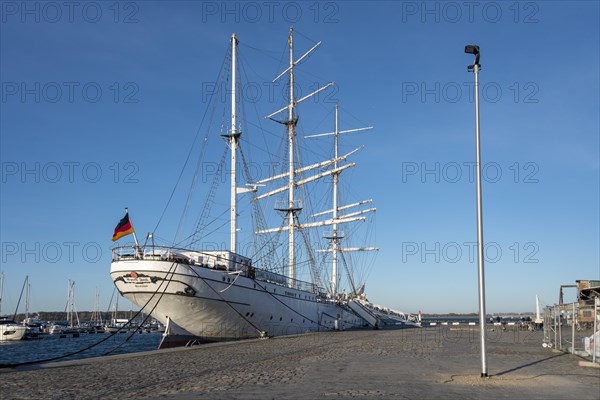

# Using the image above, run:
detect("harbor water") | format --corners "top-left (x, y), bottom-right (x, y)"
top-left (0, 332), bottom-right (162, 366)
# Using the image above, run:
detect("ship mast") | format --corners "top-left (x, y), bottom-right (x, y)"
top-left (286, 27), bottom-right (298, 284)
top-left (259, 28), bottom-right (335, 286)
top-left (306, 105), bottom-right (377, 296)
top-left (229, 33), bottom-right (240, 253)
top-left (226, 34), bottom-right (257, 254)
top-left (331, 104), bottom-right (340, 295)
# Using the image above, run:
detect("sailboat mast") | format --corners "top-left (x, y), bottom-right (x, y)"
top-left (230, 33), bottom-right (239, 253)
top-left (331, 104), bottom-right (340, 295)
top-left (0, 271), bottom-right (3, 315)
top-left (115, 294), bottom-right (119, 321)
top-left (287, 27), bottom-right (297, 284)
top-left (25, 277), bottom-right (30, 321)
top-left (68, 280), bottom-right (72, 327)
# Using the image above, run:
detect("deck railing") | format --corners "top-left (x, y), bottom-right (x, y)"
top-left (111, 245), bottom-right (327, 296)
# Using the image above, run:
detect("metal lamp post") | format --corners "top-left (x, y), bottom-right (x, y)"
top-left (465, 44), bottom-right (488, 378)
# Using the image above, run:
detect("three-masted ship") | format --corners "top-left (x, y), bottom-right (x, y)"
top-left (110, 29), bottom-right (419, 348)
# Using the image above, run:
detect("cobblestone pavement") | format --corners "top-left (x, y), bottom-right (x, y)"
top-left (1, 328), bottom-right (599, 399)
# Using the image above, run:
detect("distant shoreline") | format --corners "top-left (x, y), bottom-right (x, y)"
top-left (5, 312), bottom-right (536, 321)
top-left (422, 313), bottom-right (534, 318)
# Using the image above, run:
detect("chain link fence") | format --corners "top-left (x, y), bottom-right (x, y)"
top-left (542, 298), bottom-right (600, 363)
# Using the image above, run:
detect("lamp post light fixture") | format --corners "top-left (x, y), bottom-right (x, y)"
top-left (465, 44), bottom-right (488, 378)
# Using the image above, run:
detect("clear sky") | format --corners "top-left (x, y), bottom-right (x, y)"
top-left (1, 1), bottom-right (598, 315)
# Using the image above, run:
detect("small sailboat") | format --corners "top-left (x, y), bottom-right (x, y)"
top-left (50, 280), bottom-right (82, 335)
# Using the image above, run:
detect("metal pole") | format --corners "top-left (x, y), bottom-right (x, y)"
top-left (554, 307), bottom-right (557, 348)
top-left (125, 208), bottom-right (140, 248)
top-left (465, 45), bottom-right (487, 377)
top-left (572, 302), bottom-right (576, 354)
top-left (593, 298), bottom-right (598, 363)
top-left (473, 60), bottom-right (488, 378)
top-left (558, 307), bottom-right (562, 350)
top-left (131, 231), bottom-right (140, 248)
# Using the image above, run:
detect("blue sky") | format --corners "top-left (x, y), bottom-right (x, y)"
top-left (1, 1), bottom-right (598, 315)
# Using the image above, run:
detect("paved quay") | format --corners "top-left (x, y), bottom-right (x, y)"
top-left (1, 328), bottom-right (599, 399)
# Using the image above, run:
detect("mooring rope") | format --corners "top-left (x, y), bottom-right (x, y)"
top-left (102, 262), bottom-right (180, 355)
top-left (183, 264), bottom-right (265, 337)
top-left (0, 262), bottom-right (178, 369)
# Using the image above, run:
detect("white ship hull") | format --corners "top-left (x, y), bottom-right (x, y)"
top-left (110, 255), bottom-right (366, 347)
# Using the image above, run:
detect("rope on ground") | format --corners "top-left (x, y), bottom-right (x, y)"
top-left (0, 262), bottom-right (178, 369)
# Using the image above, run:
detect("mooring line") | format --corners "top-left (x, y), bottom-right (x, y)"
top-left (0, 262), bottom-right (178, 369)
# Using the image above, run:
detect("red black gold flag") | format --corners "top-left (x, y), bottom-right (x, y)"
top-left (112, 212), bottom-right (134, 242)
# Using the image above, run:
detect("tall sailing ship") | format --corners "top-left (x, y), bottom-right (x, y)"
top-left (110, 29), bottom-right (419, 348)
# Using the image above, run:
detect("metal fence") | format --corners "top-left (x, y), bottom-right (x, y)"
top-left (542, 298), bottom-right (599, 363)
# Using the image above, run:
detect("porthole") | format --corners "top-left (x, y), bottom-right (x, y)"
top-left (270, 316), bottom-right (273, 320)
top-left (222, 277), bottom-right (226, 282)
top-left (245, 312), bottom-right (250, 317)
top-left (279, 317), bottom-right (282, 321)
top-left (250, 313), bottom-right (254, 317)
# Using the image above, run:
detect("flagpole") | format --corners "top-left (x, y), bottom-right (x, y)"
top-left (125, 207), bottom-right (140, 248)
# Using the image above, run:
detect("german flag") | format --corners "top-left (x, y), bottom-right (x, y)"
top-left (112, 212), bottom-right (134, 242)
